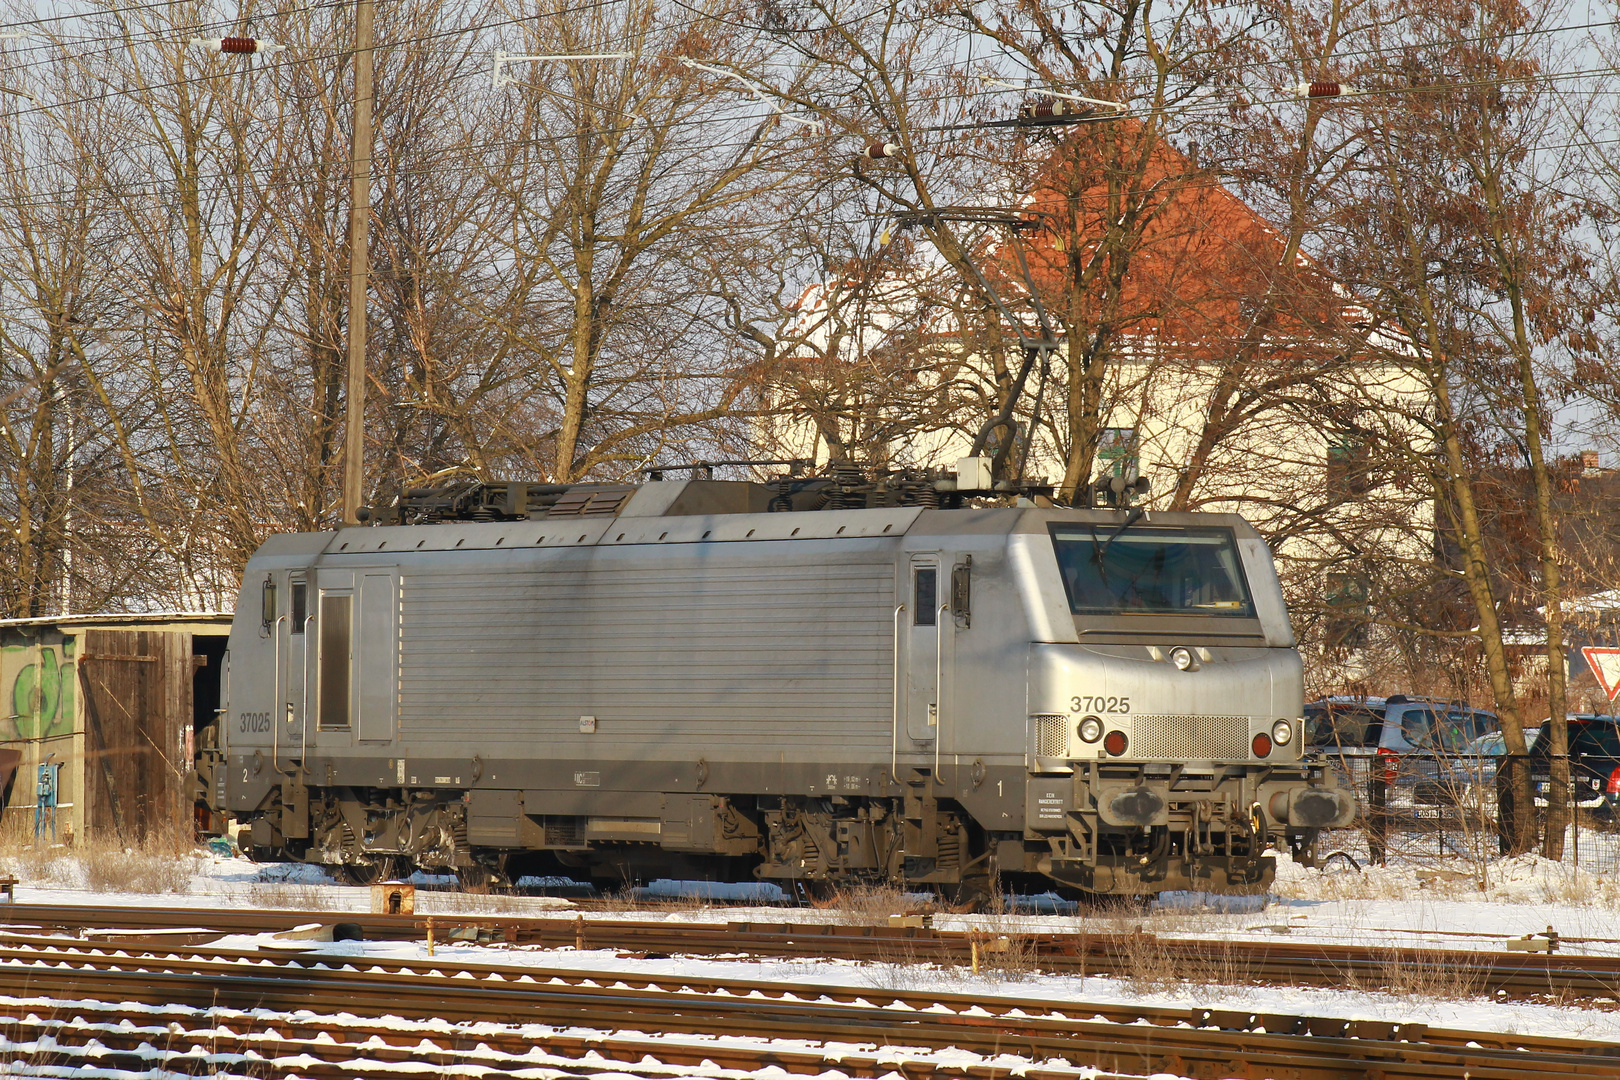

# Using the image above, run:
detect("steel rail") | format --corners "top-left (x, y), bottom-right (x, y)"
top-left (0, 938), bottom-right (1614, 1080)
top-left (0, 928), bottom-right (1611, 1053)
top-left (3, 902), bottom-right (1617, 1004)
top-left (0, 1000), bottom-right (1145, 1080)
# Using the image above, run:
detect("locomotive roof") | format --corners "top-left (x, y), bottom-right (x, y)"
top-left (249, 478), bottom-right (1261, 562)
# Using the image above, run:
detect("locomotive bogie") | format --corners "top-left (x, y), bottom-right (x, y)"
top-left (205, 478), bottom-right (1353, 896)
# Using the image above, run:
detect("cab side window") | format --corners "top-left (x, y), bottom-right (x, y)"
top-left (914, 568), bottom-right (937, 626)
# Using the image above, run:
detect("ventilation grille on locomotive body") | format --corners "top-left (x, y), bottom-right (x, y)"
top-left (1131, 715), bottom-right (1252, 760)
top-left (1032, 714), bottom-right (1068, 757)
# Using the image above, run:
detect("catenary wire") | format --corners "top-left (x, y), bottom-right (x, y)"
top-left (0, 37), bottom-right (1610, 218)
top-left (0, 4), bottom-right (1608, 224)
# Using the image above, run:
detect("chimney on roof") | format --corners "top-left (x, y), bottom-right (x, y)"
top-left (1581, 449), bottom-right (1602, 476)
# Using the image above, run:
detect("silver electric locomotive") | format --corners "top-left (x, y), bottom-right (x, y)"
top-left (198, 471), bottom-right (1353, 898)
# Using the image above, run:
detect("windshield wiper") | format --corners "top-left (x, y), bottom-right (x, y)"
top-left (1087, 506), bottom-right (1149, 603)
top-left (1098, 505), bottom-right (1147, 557)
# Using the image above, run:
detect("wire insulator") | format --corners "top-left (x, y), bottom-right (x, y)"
top-left (1294, 81), bottom-right (1351, 99)
top-left (189, 36), bottom-right (285, 55)
top-left (862, 141), bottom-right (901, 160)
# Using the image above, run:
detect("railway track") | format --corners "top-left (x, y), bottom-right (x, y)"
top-left (2, 901), bottom-right (1617, 1004)
top-left (0, 934), bottom-right (1616, 1080)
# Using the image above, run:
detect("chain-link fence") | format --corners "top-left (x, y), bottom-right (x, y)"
top-left (1312, 748), bottom-right (1620, 875)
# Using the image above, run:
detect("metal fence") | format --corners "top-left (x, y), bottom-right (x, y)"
top-left (1313, 749), bottom-right (1619, 869)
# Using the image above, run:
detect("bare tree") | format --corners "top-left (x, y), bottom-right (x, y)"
top-left (1326, 0), bottom-right (1600, 853)
top-left (477, 0), bottom-right (818, 482)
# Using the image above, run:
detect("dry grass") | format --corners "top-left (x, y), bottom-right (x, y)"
top-left (1532, 866), bottom-right (1620, 907)
top-left (417, 888), bottom-right (586, 917)
top-left (245, 881), bottom-right (336, 910)
top-left (81, 842), bottom-right (194, 894)
top-left (1106, 931), bottom-right (1259, 996)
top-left (1281, 865), bottom-right (1410, 902)
top-left (0, 823), bottom-right (199, 895)
top-left (812, 884), bottom-right (1044, 985)
top-left (959, 914), bottom-right (1040, 981)
top-left (819, 881), bottom-right (933, 926)
top-left (1343, 946), bottom-right (1488, 1001)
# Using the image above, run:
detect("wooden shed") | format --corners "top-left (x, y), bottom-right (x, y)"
top-left (0, 613), bottom-right (232, 844)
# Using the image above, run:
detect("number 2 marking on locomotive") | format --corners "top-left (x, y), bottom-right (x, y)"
top-left (1071, 696), bottom-right (1130, 714)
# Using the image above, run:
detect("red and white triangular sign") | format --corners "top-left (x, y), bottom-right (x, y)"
top-left (1583, 647), bottom-right (1620, 701)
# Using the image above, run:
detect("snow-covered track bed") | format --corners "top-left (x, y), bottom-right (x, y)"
top-left (0, 938), bottom-right (1615, 1079)
top-left (4, 902), bottom-right (1620, 1004)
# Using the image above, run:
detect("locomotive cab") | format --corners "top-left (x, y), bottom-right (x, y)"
top-left (1012, 513), bottom-right (1353, 893)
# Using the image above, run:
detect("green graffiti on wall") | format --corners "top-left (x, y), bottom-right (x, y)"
top-left (3, 641), bottom-right (75, 741)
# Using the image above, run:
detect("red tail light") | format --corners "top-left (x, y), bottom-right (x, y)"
top-left (1607, 766), bottom-right (1620, 795)
top-left (1252, 733), bottom-right (1272, 758)
top-left (1103, 730), bottom-right (1128, 757)
top-left (1376, 747), bottom-right (1399, 785)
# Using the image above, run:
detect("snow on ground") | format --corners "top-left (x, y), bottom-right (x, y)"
top-left (2, 833), bottom-right (1619, 1043)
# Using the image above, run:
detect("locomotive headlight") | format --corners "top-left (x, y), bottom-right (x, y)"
top-left (1170, 646), bottom-right (1194, 671)
top-left (1271, 719), bottom-right (1294, 746)
top-left (1077, 715), bottom-right (1104, 743)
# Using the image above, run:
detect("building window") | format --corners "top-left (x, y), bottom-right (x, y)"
top-left (1098, 428), bottom-right (1138, 478)
top-left (1326, 437), bottom-right (1372, 499)
top-left (1324, 572), bottom-right (1370, 652)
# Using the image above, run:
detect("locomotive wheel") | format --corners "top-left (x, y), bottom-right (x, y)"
top-left (944, 875), bottom-right (995, 914)
top-left (457, 854), bottom-right (509, 895)
top-left (337, 857), bottom-right (396, 887)
top-left (797, 879), bottom-right (840, 907)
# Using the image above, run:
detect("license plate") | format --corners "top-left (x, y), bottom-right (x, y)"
top-left (1413, 807), bottom-right (1443, 818)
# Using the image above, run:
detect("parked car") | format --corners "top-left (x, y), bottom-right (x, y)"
top-left (1306, 695), bottom-right (1500, 757)
top-left (1529, 715), bottom-right (1620, 817)
top-left (1448, 728), bottom-right (1542, 816)
top-left (1305, 695), bottom-right (1501, 816)
top-left (1461, 727), bottom-right (1542, 786)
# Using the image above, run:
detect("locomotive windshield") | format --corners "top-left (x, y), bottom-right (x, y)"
top-left (1049, 524), bottom-right (1255, 616)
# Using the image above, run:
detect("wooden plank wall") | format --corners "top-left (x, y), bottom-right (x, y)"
top-left (79, 630), bottom-right (192, 840)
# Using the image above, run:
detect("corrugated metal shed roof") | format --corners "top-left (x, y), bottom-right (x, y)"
top-left (0, 611), bottom-right (233, 630)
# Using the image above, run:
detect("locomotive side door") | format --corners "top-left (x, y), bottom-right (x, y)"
top-left (905, 555), bottom-right (945, 744)
top-left (278, 574), bottom-right (310, 756)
